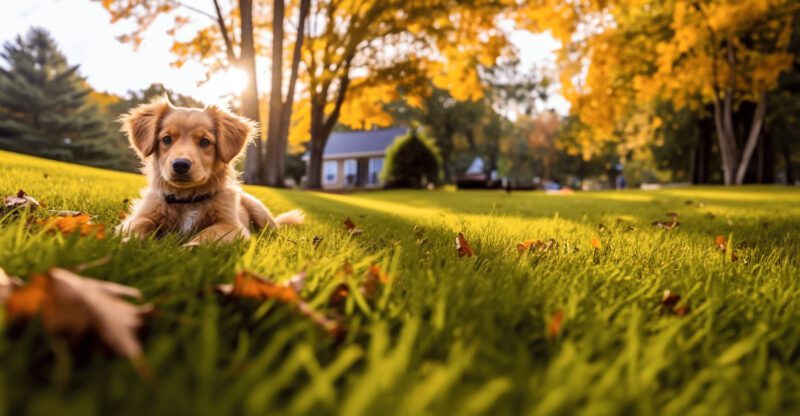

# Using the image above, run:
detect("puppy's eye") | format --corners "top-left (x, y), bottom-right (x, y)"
top-left (162, 136), bottom-right (173, 145)
top-left (199, 137), bottom-right (211, 147)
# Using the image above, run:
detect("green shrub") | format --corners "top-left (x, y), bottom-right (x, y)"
top-left (382, 129), bottom-right (442, 188)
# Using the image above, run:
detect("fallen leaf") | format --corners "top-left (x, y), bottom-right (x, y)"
top-left (673, 304), bottom-right (691, 316)
top-left (623, 225), bottom-right (636, 233)
top-left (38, 213), bottom-right (106, 239)
top-left (652, 220), bottom-right (680, 230)
top-left (361, 264), bottom-right (388, 298)
top-left (288, 271), bottom-right (308, 293)
top-left (665, 212), bottom-right (679, 219)
top-left (5, 268), bottom-right (146, 359)
top-left (344, 218), bottom-right (363, 236)
top-left (517, 239), bottom-right (544, 254)
top-left (217, 270), bottom-right (344, 337)
top-left (590, 237), bottom-right (602, 250)
top-left (0, 268), bottom-right (23, 304)
top-left (2, 189), bottom-right (39, 213)
top-left (597, 224), bottom-right (607, 233)
top-left (227, 271), bottom-right (299, 303)
top-left (661, 289), bottom-right (681, 307)
top-left (329, 283), bottom-right (350, 308)
top-left (715, 235), bottom-right (727, 252)
top-left (548, 310), bottom-right (564, 339)
top-left (312, 236), bottom-right (323, 249)
top-left (456, 232), bottom-right (475, 257)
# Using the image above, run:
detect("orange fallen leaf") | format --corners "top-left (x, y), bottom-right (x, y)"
top-left (344, 217), bottom-right (363, 236)
top-left (228, 271), bottom-right (299, 303)
top-left (216, 270), bottom-right (345, 337)
top-left (517, 239), bottom-right (543, 254)
top-left (715, 235), bottom-right (727, 251)
top-left (673, 304), bottom-right (691, 316)
top-left (456, 232), bottom-right (475, 257)
top-left (5, 268), bottom-right (147, 359)
top-left (548, 310), bottom-right (564, 339)
top-left (590, 237), bottom-right (602, 250)
top-left (38, 213), bottom-right (105, 239)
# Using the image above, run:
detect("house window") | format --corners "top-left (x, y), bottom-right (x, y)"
top-left (323, 161), bottom-right (338, 185)
top-left (344, 159), bottom-right (357, 186)
top-left (368, 157), bottom-right (384, 185)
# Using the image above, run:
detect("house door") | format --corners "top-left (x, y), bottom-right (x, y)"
top-left (357, 158), bottom-right (369, 187)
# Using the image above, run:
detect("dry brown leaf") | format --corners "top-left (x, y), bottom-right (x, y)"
top-left (38, 213), bottom-right (106, 239)
top-left (456, 232), bottom-right (475, 257)
top-left (2, 189), bottom-right (39, 213)
top-left (673, 304), bottom-right (691, 316)
top-left (652, 220), bottom-right (680, 230)
top-left (344, 218), bottom-right (363, 236)
top-left (548, 310), bottom-right (564, 339)
top-left (5, 268), bottom-right (146, 359)
top-left (312, 236), bottom-right (323, 249)
top-left (329, 283), bottom-right (350, 308)
top-left (661, 289), bottom-right (681, 307)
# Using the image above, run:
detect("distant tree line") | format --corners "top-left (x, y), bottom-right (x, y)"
top-left (0, 28), bottom-right (201, 172)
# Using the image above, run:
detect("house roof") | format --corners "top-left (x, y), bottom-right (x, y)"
top-left (322, 127), bottom-right (407, 158)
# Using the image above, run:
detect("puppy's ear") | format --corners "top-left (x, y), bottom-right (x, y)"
top-left (120, 96), bottom-right (173, 159)
top-left (205, 105), bottom-right (257, 163)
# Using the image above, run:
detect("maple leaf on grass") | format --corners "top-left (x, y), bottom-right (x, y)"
top-left (361, 264), bottom-right (389, 299)
top-left (456, 232), bottom-right (475, 257)
top-left (4, 268), bottom-right (147, 359)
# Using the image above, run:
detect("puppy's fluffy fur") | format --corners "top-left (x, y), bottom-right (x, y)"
top-left (117, 97), bottom-right (303, 245)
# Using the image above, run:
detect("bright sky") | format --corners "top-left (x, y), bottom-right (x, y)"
top-left (0, 0), bottom-right (570, 114)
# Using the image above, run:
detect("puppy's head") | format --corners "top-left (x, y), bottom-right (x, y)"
top-left (120, 97), bottom-right (256, 188)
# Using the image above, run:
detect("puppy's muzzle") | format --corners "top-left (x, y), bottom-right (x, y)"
top-left (172, 159), bottom-right (192, 175)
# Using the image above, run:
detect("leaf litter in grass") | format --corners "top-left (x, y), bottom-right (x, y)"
top-left (344, 217), bottom-right (363, 236)
top-left (35, 211), bottom-right (106, 239)
top-left (652, 212), bottom-right (680, 230)
top-left (548, 310), bottom-right (564, 339)
top-left (3, 267), bottom-right (148, 359)
top-left (660, 289), bottom-right (690, 316)
top-left (216, 270), bottom-right (344, 337)
top-left (2, 189), bottom-right (39, 214)
top-left (516, 238), bottom-right (557, 255)
top-left (456, 232), bottom-right (475, 257)
top-left (590, 237), bottom-right (602, 250)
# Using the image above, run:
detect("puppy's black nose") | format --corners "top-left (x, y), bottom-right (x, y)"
top-left (172, 159), bottom-right (192, 174)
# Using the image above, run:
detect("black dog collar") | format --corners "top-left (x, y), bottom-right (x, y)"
top-left (164, 192), bottom-right (214, 204)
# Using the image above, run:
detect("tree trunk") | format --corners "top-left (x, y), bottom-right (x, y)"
top-left (305, 102), bottom-right (326, 189)
top-left (263, 0), bottom-right (286, 187)
top-left (239, 0), bottom-right (263, 184)
top-left (783, 145), bottom-right (795, 185)
top-left (734, 90), bottom-right (767, 185)
top-left (276, 0), bottom-right (310, 187)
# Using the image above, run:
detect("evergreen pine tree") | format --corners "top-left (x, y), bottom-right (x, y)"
top-left (0, 28), bottom-right (120, 167)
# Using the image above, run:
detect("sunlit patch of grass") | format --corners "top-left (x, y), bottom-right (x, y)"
top-left (1, 150), bottom-right (800, 415)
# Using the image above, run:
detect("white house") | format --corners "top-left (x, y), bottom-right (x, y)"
top-left (305, 127), bottom-right (407, 190)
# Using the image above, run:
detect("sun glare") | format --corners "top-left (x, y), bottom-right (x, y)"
top-left (219, 67), bottom-right (249, 93)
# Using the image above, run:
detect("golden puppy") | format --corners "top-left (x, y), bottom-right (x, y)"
top-left (117, 97), bottom-right (304, 245)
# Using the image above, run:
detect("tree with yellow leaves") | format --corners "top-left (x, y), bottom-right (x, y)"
top-left (297, 0), bottom-right (511, 189)
top-left (521, 0), bottom-right (799, 185)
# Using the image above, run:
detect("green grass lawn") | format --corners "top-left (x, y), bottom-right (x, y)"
top-left (2, 150), bottom-right (800, 416)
